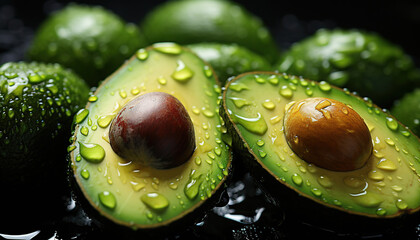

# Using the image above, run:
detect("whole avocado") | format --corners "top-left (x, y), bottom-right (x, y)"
top-left (27, 4), bottom-right (147, 86)
top-left (140, 0), bottom-right (279, 63)
top-left (0, 61), bottom-right (89, 186)
top-left (392, 88), bottom-right (420, 136)
top-left (275, 29), bottom-right (420, 108)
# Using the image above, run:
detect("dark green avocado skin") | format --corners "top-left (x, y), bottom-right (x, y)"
top-left (275, 29), bottom-right (420, 108)
top-left (0, 61), bottom-right (89, 187)
top-left (187, 43), bottom-right (272, 85)
top-left (392, 88), bottom-right (420, 136)
top-left (27, 4), bottom-right (146, 86)
top-left (0, 61), bottom-right (89, 232)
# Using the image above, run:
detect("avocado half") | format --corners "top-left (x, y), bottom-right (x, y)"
top-left (221, 72), bottom-right (420, 232)
top-left (68, 43), bottom-right (232, 233)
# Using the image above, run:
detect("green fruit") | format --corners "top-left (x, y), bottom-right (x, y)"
top-left (27, 4), bottom-right (146, 86)
top-left (187, 42), bottom-right (271, 85)
top-left (392, 88), bottom-right (420, 136)
top-left (140, 0), bottom-right (279, 63)
top-left (275, 29), bottom-right (420, 108)
top-left (221, 72), bottom-right (420, 231)
top-left (0, 61), bottom-right (89, 186)
top-left (68, 43), bottom-right (232, 233)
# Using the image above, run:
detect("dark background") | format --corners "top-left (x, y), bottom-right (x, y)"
top-left (1, 0), bottom-right (420, 239)
top-left (1, 0), bottom-right (420, 65)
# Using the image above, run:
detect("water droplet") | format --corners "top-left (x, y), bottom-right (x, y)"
top-left (74, 109), bottom-right (89, 124)
top-left (88, 95), bottom-right (98, 102)
top-left (376, 208), bottom-right (387, 216)
top-left (395, 198), bottom-right (408, 210)
top-left (136, 48), bottom-right (149, 60)
top-left (81, 169), bottom-right (90, 179)
top-left (352, 192), bottom-right (383, 208)
top-left (98, 191), bottom-right (116, 209)
top-left (268, 75), bottom-right (279, 85)
top-left (377, 158), bottom-right (397, 171)
top-left (171, 60), bottom-right (194, 82)
top-left (259, 149), bottom-right (267, 158)
top-left (202, 109), bottom-right (215, 118)
top-left (318, 81), bottom-right (331, 92)
top-left (311, 188), bottom-right (322, 197)
top-left (28, 73), bottom-right (43, 83)
top-left (157, 76), bottom-right (167, 85)
top-left (97, 114), bottom-right (115, 128)
top-left (184, 175), bottom-right (202, 200)
top-left (153, 42), bottom-right (182, 55)
top-left (305, 87), bottom-right (313, 96)
top-left (131, 87), bottom-right (140, 95)
top-left (292, 173), bottom-right (303, 186)
top-left (141, 192), bottom-right (169, 211)
top-left (255, 75), bottom-right (266, 83)
top-left (368, 170), bottom-right (385, 181)
top-left (233, 112), bottom-right (268, 135)
top-left (256, 139), bottom-right (265, 147)
top-left (229, 82), bottom-right (248, 92)
top-left (131, 181), bottom-right (145, 191)
top-left (343, 176), bottom-right (364, 188)
top-left (80, 126), bottom-right (89, 136)
top-left (195, 156), bottom-right (202, 165)
top-left (230, 97), bottom-right (250, 108)
top-left (317, 175), bottom-right (333, 188)
top-left (262, 100), bottom-right (275, 110)
top-left (386, 117), bottom-right (398, 131)
top-left (203, 65), bottom-right (213, 78)
top-left (78, 142), bottom-right (105, 163)
top-left (279, 85), bottom-right (293, 99)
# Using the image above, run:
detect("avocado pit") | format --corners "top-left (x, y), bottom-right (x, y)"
top-left (109, 92), bottom-right (196, 169)
top-left (283, 97), bottom-right (372, 171)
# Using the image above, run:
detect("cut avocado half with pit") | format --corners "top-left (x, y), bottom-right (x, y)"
top-left (221, 72), bottom-right (420, 230)
top-left (27, 3), bottom-right (147, 86)
top-left (275, 29), bottom-right (420, 108)
top-left (187, 42), bottom-right (272, 85)
top-left (139, 0), bottom-right (279, 63)
top-left (68, 43), bottom-right (232, 231)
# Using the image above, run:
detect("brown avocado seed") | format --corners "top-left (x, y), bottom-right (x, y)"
top-left (283, 97), bottom-right (372, 171)
top-left (109, 92), bottom-right (196, 169)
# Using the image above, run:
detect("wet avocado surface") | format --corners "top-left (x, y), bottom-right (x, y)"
top-left (27, 4), bottom-right (146, 86)
top-left (0, 61), bottom-right (89, 185)
top-left (275, 29), bottom-right (420, 108)
top-left (69, 43), bottom-right (231, 229)
top-left (222, 72), bottom-right (420, 218)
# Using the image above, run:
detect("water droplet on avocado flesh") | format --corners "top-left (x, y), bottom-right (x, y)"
top-left (69, 44), bottom-right (231, 229)
top-left (223, 72), bottom-right (420, 219)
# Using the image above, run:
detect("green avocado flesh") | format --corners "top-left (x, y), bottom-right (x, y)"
top-left (69, 43), bottom-right (231, 229)
top-left (0, 62), bottom-right (89, 184)
top-left (223, 72), bottom-right (420, 218)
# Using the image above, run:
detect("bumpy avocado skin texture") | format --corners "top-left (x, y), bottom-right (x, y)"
top-left (187, 43), bottom-right (271, 85)
top-left (221, 72), bottom-right (420, 230)
top-left (140, 0), bottom-right (279, 63)
top-left (0, 62), bottom-right (89, 186)
top-left (68, 43), bottom-right (231, 232)
top-left (275, 29), bottom-right (420, 108)
top-left (27, 4), bottom-right (147, 86)
top-left (392, 88), bottom-right (420, 136)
